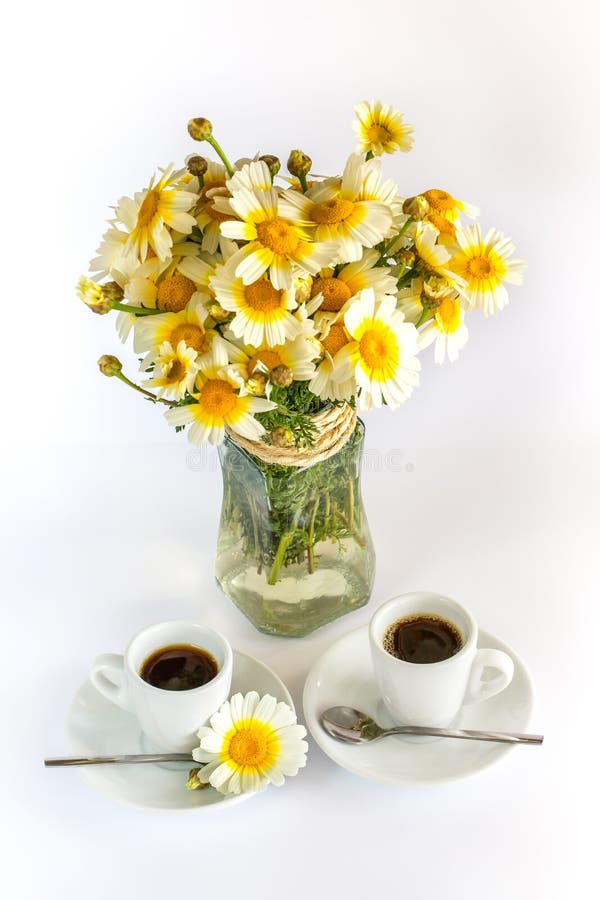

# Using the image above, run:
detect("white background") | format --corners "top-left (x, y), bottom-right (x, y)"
top-left (2, 1), bottom-right (599, 897)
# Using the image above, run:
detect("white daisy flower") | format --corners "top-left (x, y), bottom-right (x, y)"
top-left (279, 154), bottom-right (393, 264)
top-left (191, 691), bottom-right (308, 795)
top-left (210, 262), bottom-right (301, 347)
top-left (353, 100), bottom-right (414, 156)
top-left (333, 288), bottom-right (420, 409)
top-left (449, 224), bottom-right (526, 316)
top-left (143, 340), bottom-right (199, 401)
top-left (115, 164), bottom-right (198, 261)
top-left (310, 248), bottom-right (398, 313)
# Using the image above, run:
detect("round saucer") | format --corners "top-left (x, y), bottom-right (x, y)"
top-left (66, 650), bottom-right (293, 810)
top-left (303, 626), bottom-right (535, 786)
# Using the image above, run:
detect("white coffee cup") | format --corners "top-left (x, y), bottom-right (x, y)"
top-left (369, 593), bottom-right (514, 728)
top-left (91, 621), bottom-right (233, 752)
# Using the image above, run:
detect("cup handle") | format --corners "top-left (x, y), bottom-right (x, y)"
top-left (464, 648), bottom-right (514, 705)
top-left (90, 653), bottom-right (130, 710)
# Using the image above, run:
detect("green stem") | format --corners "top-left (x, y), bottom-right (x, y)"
top-left (382, 218), bottom-right (413, 259)
top-left (114, 372), bottom-right (176, 407)
top-left (111, 302), bottom-right (164, 317)
top-left (414, 307), bottom-right (432, 329)
top-left (268, 505), bottom-right (304, 585)
top-left (248, 495), bottom-right (262, 574)
top-left (365, 150), bottom-right (374, 161)
top-left (347, 479), bottom-right (355, 529)
top-left (307, 495), bottom-right (320, 574)
top-left (207, 135), bottom-right (234, 177)
top-left (298, 173), bottom-right (308, 193)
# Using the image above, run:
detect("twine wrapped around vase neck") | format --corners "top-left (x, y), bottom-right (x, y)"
top-left (226, 402), bottom-right (357, 468)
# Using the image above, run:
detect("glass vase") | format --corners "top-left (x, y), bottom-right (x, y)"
top-left (215, 419), bottom-right (375, 637)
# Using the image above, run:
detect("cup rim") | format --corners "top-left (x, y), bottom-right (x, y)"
top-left (369, 592), bottom-right (477, 668)
top-left (124, 620), bottom-right (233, 694)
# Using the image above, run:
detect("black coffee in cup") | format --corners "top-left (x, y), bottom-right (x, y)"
top-left (140, 644), bottom-right (218, 690)
top-left (383, 614), bottom-right (463, 664)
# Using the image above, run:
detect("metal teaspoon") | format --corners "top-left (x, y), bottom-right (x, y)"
top-left (320, 706), bottom-right (544, 745)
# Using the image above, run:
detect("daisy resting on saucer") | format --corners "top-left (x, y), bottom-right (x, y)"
top-left (191, 692), bottom-right (308, 794)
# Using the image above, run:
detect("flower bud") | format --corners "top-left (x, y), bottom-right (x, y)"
top-left (97, 354), bottom-right (123, 377)
top-left (77, 277), bottom-right (112, 314)
top-left (245, 372), bottom-right (268, 396)
top-left (270, 365), bottom-right (294, 388)
top-left (186, 768), bottom-right (208, 791)
top-left (260, 154), bottom-right (281, 177)
top-left (188, 117), bottom-right (213, 142)
top-left (294, 274), bottom-right (313, 302)
top-left (270, 426), bottom-right (294, 448)
top-left (402, 195), bottom-right (430, 219)
top-left (208, 302), bottom-right (232, 323)
top-left (101, 280), bottom-right (124, 303)
top-left (287, 149), bottom-right (312, 178)
top-left (395, 249), bottom-right (416, 269)
top-left (186, 154), bottom-right (208, 177)
top-left (423, 274), bottom-right (453, 301)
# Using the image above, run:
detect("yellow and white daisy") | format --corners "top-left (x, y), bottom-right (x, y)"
top-left (115, 164), bottom-right (198, 262)
top-left (280, 154), bottom-right (393, 264)
top-left (310, 249), bottom-right (398, 313)
top-left (226, 159), bottom-right (273, 194)
top-left (133, 296), bottom-right (210, 360)
top-left (217, 181), bottom-right (334, 290)
top-left (165, 364), bottom-right (276, 447)
top-left (143, 340), bottom-right (199, 400)
top-left (449, 224), bottom-right (526, 316)
top-left (333, 289), bottom-right (420, 409)
top-left (195, 186), bottom-right (236, 255)
top-left (418, 296), bottom-right (469, 364)
top-left (210, 263), bottom-right (301, 346)
top-left (424, 211), bottom-right (458, 249)
top-left (191, 691), bottom-right (308, 795)
top-left (353, 100), bottom-right (414, 157)
top-left (423, 189), bottom-right (479, 224)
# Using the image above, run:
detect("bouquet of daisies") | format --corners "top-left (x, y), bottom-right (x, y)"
top-left (78, 100), bottom-right (525, 451)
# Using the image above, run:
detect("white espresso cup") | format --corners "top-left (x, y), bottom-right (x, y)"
top-left (369, 593), bottom-right (514, 728)
top-left (91, 621), bottom-right (233, 752)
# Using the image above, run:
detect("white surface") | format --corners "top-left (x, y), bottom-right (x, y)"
top-left (67, 651), bottom-right (293, 810)
top-left (2, 0), bottom-right (599, 898)
top-left (303, 626), bottom-right (533, 784)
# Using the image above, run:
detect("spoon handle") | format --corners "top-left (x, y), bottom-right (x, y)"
top-left (44, 753), bottom-right (194, 766)
top-left (388, 726), bottom-right (543, 744)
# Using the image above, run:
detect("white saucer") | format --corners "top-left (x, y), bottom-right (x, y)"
top-left (303, 626), bottom-right (535, 786)
top-left (66, 650), bottom-right (293, 810)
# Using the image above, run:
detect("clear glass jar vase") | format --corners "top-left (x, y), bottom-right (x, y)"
top-left (215, 419), bottom-right (375, 637)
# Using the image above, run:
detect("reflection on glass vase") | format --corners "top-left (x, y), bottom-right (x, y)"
top-left (215, 418), bottom-right (375, 637)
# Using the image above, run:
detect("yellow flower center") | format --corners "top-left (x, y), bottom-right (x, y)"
top-left (435, 297), bottom-right (462, 334)
top-left (226, 721), bottom-right (279, 769)
top-left (322, 323), bottom-right (349, 358)
top-left (311, 276), bottom-right (352, 312)
top-left (248, 349), bottom-right (283, 375)
top-left (359, 323), bottom-right (399, 372)
top-left (198, 379), bottom-right (237, 416)
top-left (164, 359), bottom-right (186, 384)
top-left (366, 123), bottom-right (392, 145)
top-left (466, 256), bottom-right (493, 279)
top-left (137, 189), bottom-right (160, 227)
top-left (426, 212), bottom-right (456, 238)
top-left (424, 189), bottom-right (456, 212)
top-left (311, 198), bottom-right (355, 225)
top-left (244, 279), bottom-right (284, 312)
top-left (157, 275), bottom-right (197, 312)
top-left (256, 218), bottom-right (300, 256)
top-left (169, 323), bottom-right (205, 352)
